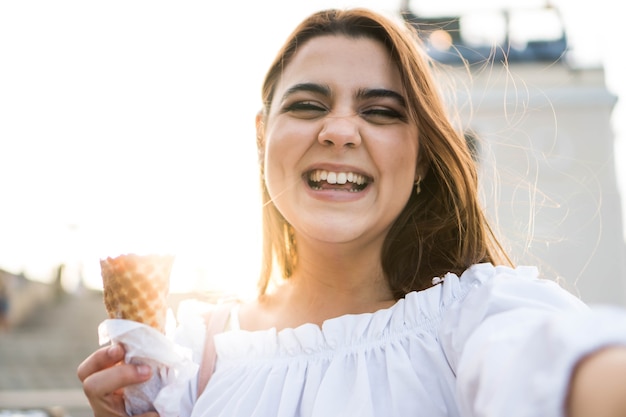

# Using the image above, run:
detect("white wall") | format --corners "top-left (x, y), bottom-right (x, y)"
top-left (449, 62), bottom-right (626, 305)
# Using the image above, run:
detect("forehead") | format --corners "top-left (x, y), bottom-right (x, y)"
top-left (275, 35), bottom-right (404, 95)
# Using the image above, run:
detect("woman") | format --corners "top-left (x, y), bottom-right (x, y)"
top-left (78, 8), bottom-right (626, 417)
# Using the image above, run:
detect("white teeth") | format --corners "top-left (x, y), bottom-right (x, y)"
top-left (307, 169), bottom-right (367, 186)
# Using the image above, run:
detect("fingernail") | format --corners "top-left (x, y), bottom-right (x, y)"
top-left (137, 365), bottom-right (151, 376)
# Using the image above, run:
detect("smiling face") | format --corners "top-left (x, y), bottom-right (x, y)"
top-left (260, 34), bottom-right (421, 250)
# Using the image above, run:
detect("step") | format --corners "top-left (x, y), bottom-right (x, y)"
top-left (0, 389), bottom-right (88, 408)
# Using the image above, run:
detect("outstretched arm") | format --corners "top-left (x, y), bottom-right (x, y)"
top-left (439, 265), bottom-right (626, 417)
top-left (567, 346), bottom-right (626, 417)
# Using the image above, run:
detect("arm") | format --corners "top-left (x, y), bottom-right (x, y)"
top-left (567, 346), bottom-right (626, 417)
top-left (76, 344), bottom-right (157, 417)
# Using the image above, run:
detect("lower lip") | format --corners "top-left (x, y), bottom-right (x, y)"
top-left (303, 178), bottom-right (371, 202)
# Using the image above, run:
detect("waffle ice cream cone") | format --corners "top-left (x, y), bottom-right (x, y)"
top-left (100, 254), bottom-right (174, 333)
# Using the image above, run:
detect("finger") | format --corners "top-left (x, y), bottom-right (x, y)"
top-left (81, 365), bottom-right (154, 417)
top-left (84, 382), bottom-right (159, 417)
top-left (82, 362), bottom-right (152, 399)
top-left (85, 395), bottom-right (128, 417)
top-left (88, 400), bottom-right (160, 417)
top-left (77, 344), bottom-right (125, 382)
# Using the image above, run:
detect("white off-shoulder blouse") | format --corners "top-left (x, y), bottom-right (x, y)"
top-left (175, 263), bottom-right (626, 417)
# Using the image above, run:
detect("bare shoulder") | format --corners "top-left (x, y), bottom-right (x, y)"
top-left (236, 294), bottom-right (277, 332)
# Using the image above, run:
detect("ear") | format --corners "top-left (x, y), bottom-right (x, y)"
top-left (256, 111), bottom-right (265, 163)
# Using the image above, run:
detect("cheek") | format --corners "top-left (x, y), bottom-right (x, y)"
top-left (263, 120), bottom-right (316, 171)
top-left (262, 131), bottom-right (301, 196)
top-left (263, 143), bottom-right (281, 191)
top-left (385, 137), bottom-right (419, 180)
top-left (389, 144), bottom-right (420, 202)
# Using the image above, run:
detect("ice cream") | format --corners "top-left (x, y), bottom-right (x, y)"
top-left (100, 253), bottom-right (174, 333)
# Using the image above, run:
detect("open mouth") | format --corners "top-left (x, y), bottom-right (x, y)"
top-left (306, 169), bottom-right (371, 192)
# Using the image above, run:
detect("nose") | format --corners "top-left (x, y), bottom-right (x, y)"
top-left (317, 114), bottom-right (362, 148)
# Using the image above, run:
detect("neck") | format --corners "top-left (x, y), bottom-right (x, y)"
top-left (302, 232), bottom-right (392, 286)
top-left (283, 272), bottom-right (395, 317)
top-left (258, 238), bottom-right (396, 329)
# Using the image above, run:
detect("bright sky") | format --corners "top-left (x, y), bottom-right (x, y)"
top-left (0, 0), bottom-right (623, 294)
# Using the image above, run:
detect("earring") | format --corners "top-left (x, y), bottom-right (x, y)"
top-left (414, 176), bottom-right (422, 195)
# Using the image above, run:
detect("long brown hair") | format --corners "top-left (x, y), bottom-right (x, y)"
top-left (256, 8), bottom-right (512, 298)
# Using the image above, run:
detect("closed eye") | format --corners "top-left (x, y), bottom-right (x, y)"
top-left (283, 101), bottom-right (328, 119)
top-left (360, 107), bottom-right (407, 124)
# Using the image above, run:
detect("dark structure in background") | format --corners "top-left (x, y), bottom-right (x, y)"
top-left (400, 1), bottom-right (568, 64)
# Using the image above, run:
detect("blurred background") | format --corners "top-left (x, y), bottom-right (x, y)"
top-left (1, 0), bottom-right (624, 414)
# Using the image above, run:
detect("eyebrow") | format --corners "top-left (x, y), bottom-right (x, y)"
top-left (280, 82), bottom-right (406, 107)
top-left (281, 83), bottom-right (330, 102)
top-left (357, 88), bottom-right (406, 108)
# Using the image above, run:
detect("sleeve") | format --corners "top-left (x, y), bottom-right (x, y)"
top-left (439, 265), bottom-right (626, 417)
top-left (173, 299), bottom-right (236, 416)
top-left (172, 299), bottom-right (209, 417)
top-left (178, 376), bottom-right (198, 417)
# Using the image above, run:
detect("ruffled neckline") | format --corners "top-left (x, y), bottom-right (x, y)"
top-left (214, 263), bottom-right (538, 360)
